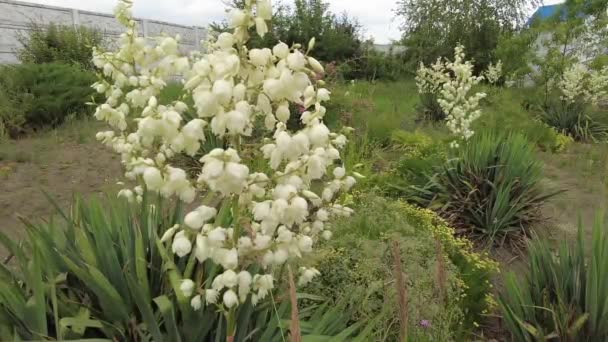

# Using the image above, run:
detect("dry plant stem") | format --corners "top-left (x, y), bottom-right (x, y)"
top-left (435, 239), bottom-right (446, 303)
top-left (288, 266), bottom-right (302, 342)
top-left (391, 240), bottom-right (409, 342)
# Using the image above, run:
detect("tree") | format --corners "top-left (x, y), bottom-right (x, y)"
top-left (211, 0), bottom-right (362, 63)
top-left (395, 0), bottom-right (541, 73)
top-left (530, 0), bottom-right (608, 102)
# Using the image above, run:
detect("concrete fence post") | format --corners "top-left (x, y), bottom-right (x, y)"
top-left (72, 8), bottom-right (80, 27)
top-left (194, 26), bottom-right (200, 49)
top-left (142, 19), bottom-right (149, 37)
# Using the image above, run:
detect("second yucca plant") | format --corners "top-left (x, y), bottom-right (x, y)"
top-left (426, 131), bottom-right (557, 245)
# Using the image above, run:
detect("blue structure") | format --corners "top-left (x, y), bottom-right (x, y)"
top-left (527, 3), bottom-right (565, 25)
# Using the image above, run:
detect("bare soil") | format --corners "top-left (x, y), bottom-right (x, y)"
top-left (0, 121), bottom-right (122, 259)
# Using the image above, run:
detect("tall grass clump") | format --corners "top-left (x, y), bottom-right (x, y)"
top-left (426, 131), bottom-right (556, 245)
top-left (499, 216), bottom-right (608, 341)
top-left (0, 195), bottom-right (368, 341)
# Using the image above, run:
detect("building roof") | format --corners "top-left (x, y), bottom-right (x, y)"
top-left (534, 4), bottom-right (563, 20)
top-left (527, 3), bottom-right (565, 25)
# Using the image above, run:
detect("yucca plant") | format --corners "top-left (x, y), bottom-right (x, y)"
top-left (499, 215), bottom-right (608, 341)
top-left (425, 131), bottom-right (557, 245)
top-left (540, 98), bottom-right (608, 142)
top-left (0, 195), bottom-right (368, 341)
top-left (418, 93), bottom-right (446, 122)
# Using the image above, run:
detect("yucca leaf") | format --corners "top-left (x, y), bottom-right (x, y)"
top-left (126, 274), bottom-right (163, 342)
top-left (60, 256), bottom-right (130, 323)
top-left (154, 295), bottom-right (182, 342)
top-left (22, 250), bottom-right (47, 336)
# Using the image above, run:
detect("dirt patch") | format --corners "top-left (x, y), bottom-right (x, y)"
top-left (0, 122), bottom-right (123, 258)
top-left (538, 143), bottom-right (607, 243)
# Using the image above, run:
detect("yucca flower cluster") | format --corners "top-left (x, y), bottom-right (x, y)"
top-left (559, 63), bottom-right (608, 106)
top-left (91, 0), bottom-right (357, 327)
top-left (484, 60), bottom-right (503, 85)
top-left (416, 45), bottom-right (487, 147)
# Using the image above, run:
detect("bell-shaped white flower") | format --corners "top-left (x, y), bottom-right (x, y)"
top-left (180, 279), bottom-right (195, 297)
top-left (172, 231), bottom-right (192, 257)
top-left (223, 289), bottom-right (239, 308)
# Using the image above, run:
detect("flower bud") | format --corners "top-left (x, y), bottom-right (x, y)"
top-left (180, 279), bottom-right (195, 297)
top-left (191, 295), bottom-right (202, 310)
top-left (307, 57), bottom-right (324, 73)
top-left (223, 289), bottom-right (239, 308)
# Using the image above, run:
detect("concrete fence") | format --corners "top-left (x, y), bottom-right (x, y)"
top-left (0, 0), bottom-right (207, 64)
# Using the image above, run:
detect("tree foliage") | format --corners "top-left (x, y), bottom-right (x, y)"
top-left (531, 0), bottom-right (608, 92)
top-left (17, 22), bottom-right (103, 70)
top-left (396, 0), bottom-right (541, 73)
top-left (212, 0), bottom-right (362, 63)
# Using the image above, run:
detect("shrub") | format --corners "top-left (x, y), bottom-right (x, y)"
top-left (0, 195), bottom-right (368, 341)
top-left (0, 63), bottom-right (96, 136)
top-left (499, 216), bottom-right (608, 341)
top-left (304, 195), bottom-right (498, 339)
top-left (540, 98), bottom-right (608, 142)
top-left (17, 22), bottom-right (103, 69)
top-left (0, 89), bottom-right (26, 140)
top-left (427, 131), bottom-right (557, 245)
top-left (304, 195), bottom-right (461, 341)
top-left (343, 44), bottom-right (409, 81)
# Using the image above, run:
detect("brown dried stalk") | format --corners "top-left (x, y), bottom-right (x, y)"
top-left (391, 240), bottom-right (409, 342)
top-left (288, 266), bottom-right (302, 342)
top-left (435, 239), bottom-right (447, 303)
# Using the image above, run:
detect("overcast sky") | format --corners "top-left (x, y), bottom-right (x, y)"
top-left (21, 0), bottom-right (564, 44)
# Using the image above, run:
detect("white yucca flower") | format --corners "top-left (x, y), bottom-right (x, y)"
top-left (416, 45), bottom-right (486, 145)
top-left (92, 0), bottom-right (356, 327)
top-left (484, 60), bottom-right (503, 85)
top-left (559, 63), bottom-right (608, 106)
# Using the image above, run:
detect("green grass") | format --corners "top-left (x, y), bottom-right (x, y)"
top-left (327, 79), bottom-right (606, 239)
top-left (327, 80), bottom-right (422, 143)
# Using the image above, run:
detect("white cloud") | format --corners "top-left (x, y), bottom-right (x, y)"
top-left (19, 0), bottom-right (562, 44)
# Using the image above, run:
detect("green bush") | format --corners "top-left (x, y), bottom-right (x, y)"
top-left (17, 22), bottom-right (102, 69)
top-left (0, 63), bottom-right (96, 135)
top-left (540, 98), bottom-right (608, 142)
top-left (499, 216), bottom-right (608, 341)
top-left (304, 195), bottom-right (498, 339)
top-left (304, 195), bottom-right (462, 341)
top-left (0, 195), bottom-right (369, 341)
top-left (343, 44), bottom-right (409, 81)
top-left (427, 131), bottom-right (557, 245)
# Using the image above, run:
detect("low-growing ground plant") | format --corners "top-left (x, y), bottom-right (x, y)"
top-left (381, 130), bottom-right (448, 202)
top-left (499, 215), bottom-right (608, 341)
top-left (304, 194), bottom-right (498, 340)
top-left (424, 130), bottom-right (558, 245)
